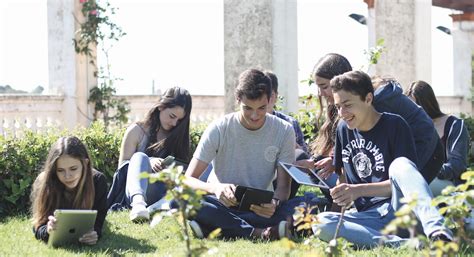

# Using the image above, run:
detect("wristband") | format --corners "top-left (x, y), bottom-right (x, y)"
top-left (272, 198), bottom-right (281, 208)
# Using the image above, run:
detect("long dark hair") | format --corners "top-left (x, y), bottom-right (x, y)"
top-left (31, 136), bottom-right (95, 229)
top-left (310, 53), bottom-right (352, 156)
top-left (405, 80), bottom-right (444, 119)
top-left (140, 86), bottom-right (192, 161)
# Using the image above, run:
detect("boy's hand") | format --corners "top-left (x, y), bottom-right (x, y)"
top-left (79, 230), bottom-right (98, 245)
top-left (46, 215), bottom-right (57, 234)
top-left (250, 201), bottom-right (277, 218)
top-left (214, 183), bottom-right (238, 207)
top-left (330, 183), bottom-right (358, 207)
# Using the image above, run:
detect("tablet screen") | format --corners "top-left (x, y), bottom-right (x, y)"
top-left (279, 162), bottom-right (330, 189)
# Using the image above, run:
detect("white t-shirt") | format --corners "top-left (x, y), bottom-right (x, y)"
top-left (194, 112), bottom-right (296, 190)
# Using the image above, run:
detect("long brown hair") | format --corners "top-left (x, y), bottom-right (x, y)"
top-left (405, 80), bottom-right (444, 119)
top-left (30, 136), bottom-right (95, 229)
top-left (310, 53), bottom-right (352, 156)
top-left (140, 87), bottom-right (192, 161)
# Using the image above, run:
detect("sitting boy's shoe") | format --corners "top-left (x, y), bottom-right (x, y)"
top-left (188, 220), bottom-right (204, 239)
top-left (130, 203), bottom-right (150, 223)
top-left (261, 220), bottom-right (292, 241)
top-left (429, 230), bottom-right (453, 243)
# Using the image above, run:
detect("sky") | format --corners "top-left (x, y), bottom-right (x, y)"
top-left (0, 0), bottom-right (455, 96)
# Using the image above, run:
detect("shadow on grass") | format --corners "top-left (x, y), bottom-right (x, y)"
top-left (51, 223), bottom-right (157, 255)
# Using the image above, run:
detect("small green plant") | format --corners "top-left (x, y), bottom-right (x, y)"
top-left (382, 194), bottom-right (426, 248)
top-left (362, 38), bottom-right (386, 72)
top-left (432, 171), bottom-right (474, 247)
top-left (142, 166), bottom-right (214, 257)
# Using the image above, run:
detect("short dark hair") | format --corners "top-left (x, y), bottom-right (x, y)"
top-left (263, 70), bottom-right (278, 93)
top-left (312, 53), bottom-right (353, 80)
top-left (235, 69), bottom-right (272, 101)
top-left (405, 80), bottom-right (444, 119)
top-left (330, 70), bottom-right (374, 101)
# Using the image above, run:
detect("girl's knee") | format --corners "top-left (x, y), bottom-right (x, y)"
top-left (130, 152), bottom-right (148, 162)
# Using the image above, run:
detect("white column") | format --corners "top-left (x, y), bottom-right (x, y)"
top-left (47, 0), bottom-right (77, 129)
top-left (223, 0), bottom-right (298, 113)
top-left (271, 0), bottom-right (298, 113)
top-left (451, 13), bottom-right (474, 114)
top-left (73, 0), bottom-right (96, 127)
top-left (47, 0), bottom-right (94, 129)
top-left (374, 0), bottom-right (432, 88)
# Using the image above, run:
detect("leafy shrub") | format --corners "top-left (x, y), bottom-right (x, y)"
top-left (0, 122), bottom-right (207, 218)
top-left (0, 123), bottom-right (123, 217)
top-left (460, 114), bottom-right (474, 168)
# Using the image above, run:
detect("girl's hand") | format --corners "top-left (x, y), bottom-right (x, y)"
top-left (46, 215), bottom-right (57, 234)
top-left (315, 157), bottom-right (335, 180)
top-left (150, 157), bottom-right (164, 172)
top-left (79, 230), bottom-right (98, 245)
top-left (295, 159), bottom-right (315, 170)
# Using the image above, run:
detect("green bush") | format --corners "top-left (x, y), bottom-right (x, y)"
top-left (460, 114), bottom-right (474, 168)
top-left (0, 122), bottom-right (207, 218)
top-left (0, 123), bottom-right (123, 217)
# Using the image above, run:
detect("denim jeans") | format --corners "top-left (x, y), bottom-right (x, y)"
top-left (192, 195), bottom-right (293, 239)
top-left (313, 157), bottom-right (452, 248)
top-left (125, 152), bottom-right (167, 205)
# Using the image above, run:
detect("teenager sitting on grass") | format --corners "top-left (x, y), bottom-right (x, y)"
top-left (312, 71), bottom-right (452, 248)
top-left (264, 70), bottom-right (310, 200)
top-left (107, 87), bottom-right (192, 222)
top-left (184, 68), bottom-right (295, 240)
top-left (405, 80), bottom-right (470, 196)
top-left (299, 54), bottom-right (444, 187)
top-left (30, 136), bottom-right (108, 245)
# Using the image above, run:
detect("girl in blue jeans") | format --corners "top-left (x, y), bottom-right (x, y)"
top-left (115, 87), bottom-right (192, 222)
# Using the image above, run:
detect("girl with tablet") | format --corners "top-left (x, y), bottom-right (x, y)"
top-left (113, 87), bottom-right (192, 222)
top-left (30, 136), bottom-right (108, 245)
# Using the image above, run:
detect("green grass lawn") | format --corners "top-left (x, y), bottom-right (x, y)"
top-left (1, 210), bottom-right (473, 256)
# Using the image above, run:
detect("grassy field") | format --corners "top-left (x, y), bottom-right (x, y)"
top-left (1, 210), bottom-right (473, 257)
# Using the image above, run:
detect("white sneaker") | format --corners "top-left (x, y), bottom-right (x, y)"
top-left (147, 198), bottom-right (171, 214)
top-left (188, 220), bottom-right (204, 239)
top-left (130, 203), bottom-right (150, 223)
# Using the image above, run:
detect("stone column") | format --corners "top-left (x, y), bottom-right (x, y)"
top-left (373, 0), bottom-right (432, 88)
top-left (47, 0), bottom-right (77, 129)
top-left (223, 0), bottom-right (298, 113)
top-left (73, 0), bottom-right (96, 127)
top-left (450, 12), bottom-right (473, 114)
top-left (47, 0), bottom-right (94, 129)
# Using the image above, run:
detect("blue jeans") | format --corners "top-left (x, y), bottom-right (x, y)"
top-left (125, 152), bottom-right (167, 205)
top-left (313, 157), bottom-right (452, 248)
top-left (193, 195), bottom-right (293, 239)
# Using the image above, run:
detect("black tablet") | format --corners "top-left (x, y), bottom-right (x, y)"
top-left (234, 185), bottom-right (273, 212)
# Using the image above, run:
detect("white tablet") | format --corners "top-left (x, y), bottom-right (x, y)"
top-left (48, 209), bottom-right (97, 247)
top-left (279, 161), bottom-right (330, 189)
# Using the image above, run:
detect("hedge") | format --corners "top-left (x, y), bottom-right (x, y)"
top-left (0, 122), bottom-right (206, 217)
